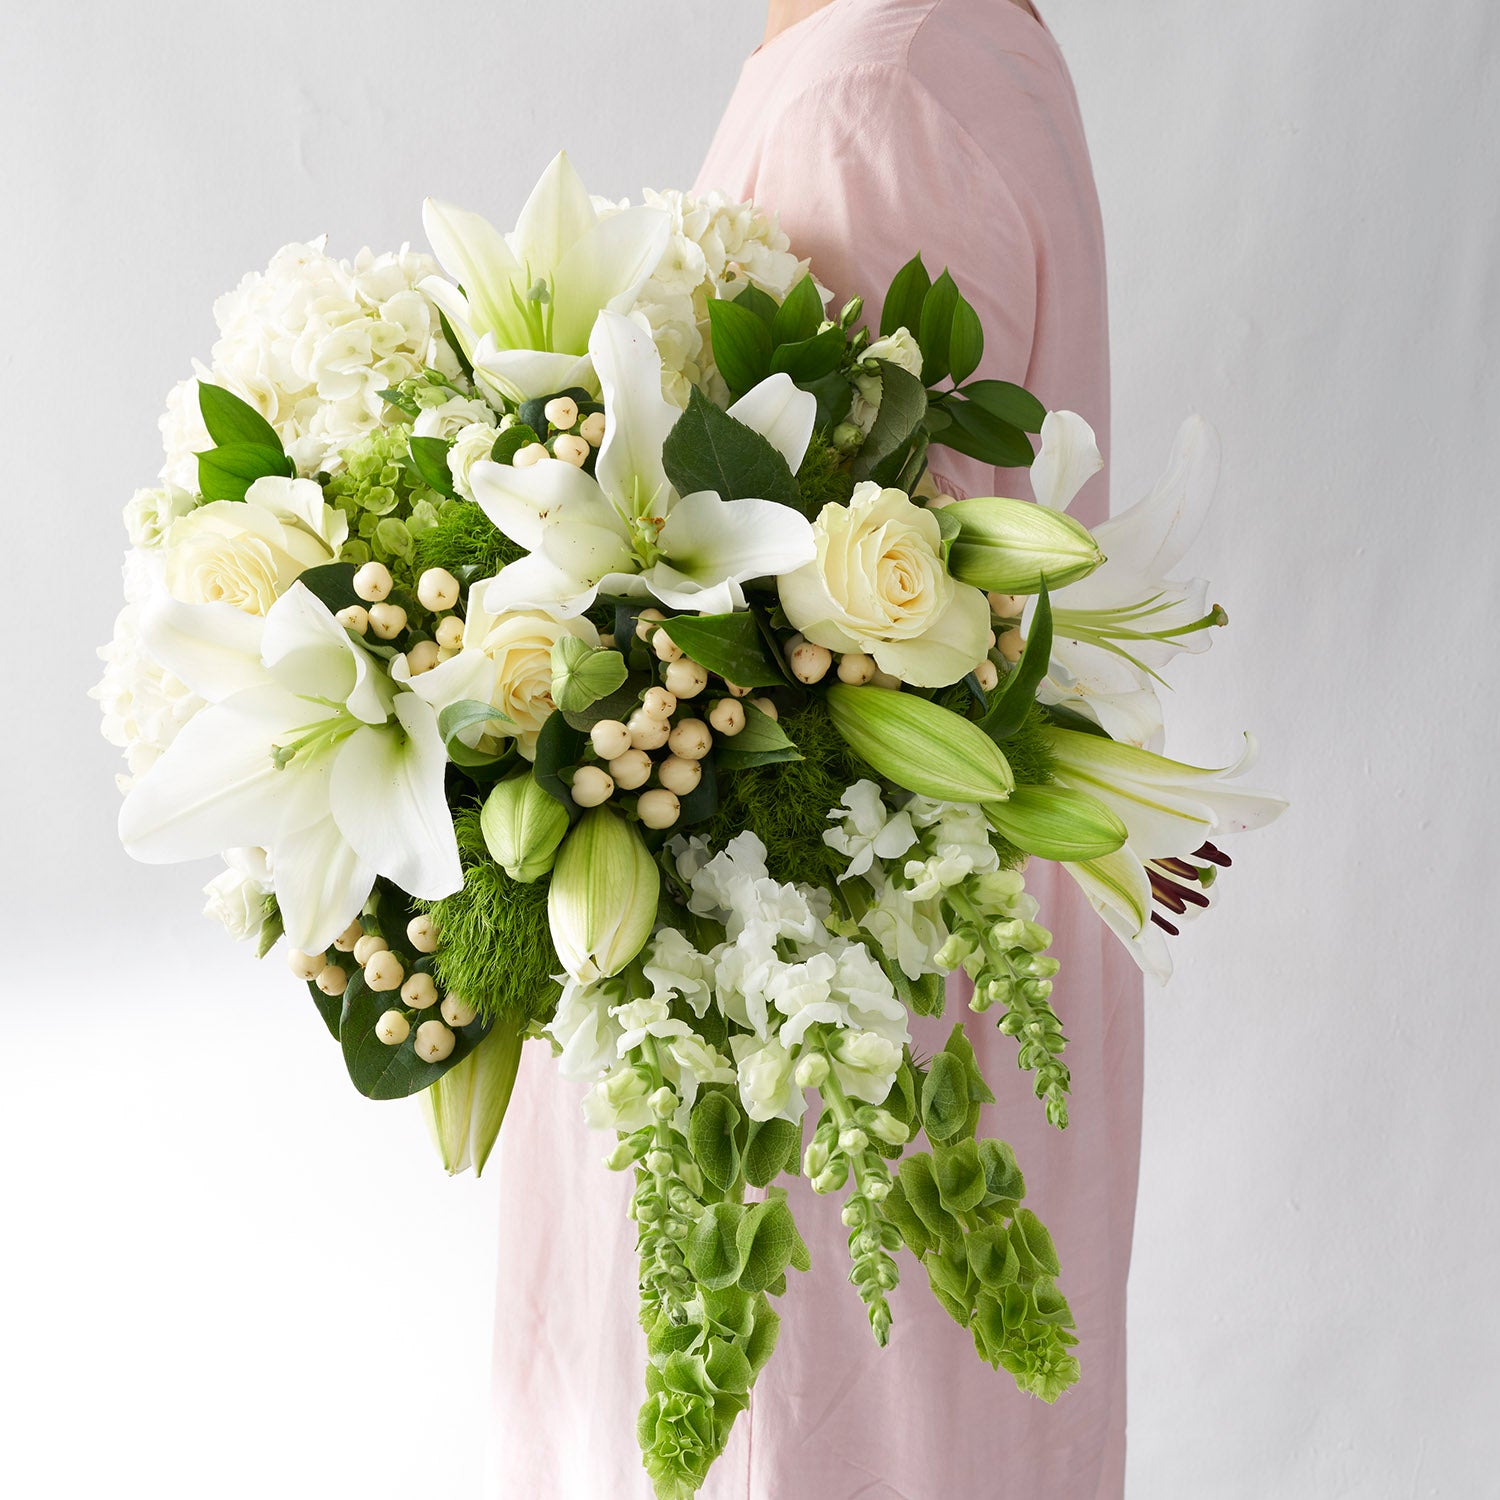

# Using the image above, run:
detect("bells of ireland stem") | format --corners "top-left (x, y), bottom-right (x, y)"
top-left (548, 807), bottom-right (659, 981)
top-left (422, 1017), bottom-right (525, 1176)
top-left (481, 772), bottom-right (570, 882)
top-left (985, 784), bottom-right (1128, 862)
top-left (824, 683), bottom-right (1015, 803)
top-left (943, 495), bottom-right (1104, 594)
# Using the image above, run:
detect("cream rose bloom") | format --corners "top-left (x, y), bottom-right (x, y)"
top-left (777, 481), bottom-right (990, 687)
top-left (402, 587), bottom-right (599, 760)
top-left (162, 476), bottom-right (347, 614)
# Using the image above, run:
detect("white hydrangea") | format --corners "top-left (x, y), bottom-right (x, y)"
top-left (598, 188), bottom-right (814, 406)
top-left (91, 552), bottom-right (204, 791)
top-left (158, 239), bottom-right (456, 485)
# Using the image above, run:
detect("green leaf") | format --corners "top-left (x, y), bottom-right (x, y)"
top-left (881, 253), bottom-right (931, 338)
top-left (770, 326), bottom-right (845, 382)
top-left (1013, 1207), bottom-right (1062, 1277)
top-left (408, 435), bottom-right (461, 500)
top-left (849, 361), bottom-right (929, 485)
top-left (706, 297), bottom-right (772, 395)
top-left (898, 1154), bottom-right (962, 1243)
top-left (883, 960), bottom-right (946, 1019)
top-left (921, 1052), bottom-right (970, 1143)
top-left (657, 612), bottom-right (782, 689)
top-left (800, 370), bottom-right (854, 431)
top-left (743, 1117), bottom-right (802, 1188)
top-left (436, 308), bottom-right (476, 383)
top-left (933, 1139), bottom-right (988, 1213)
top-left (731, 284), bottom-right (780, 325)
top-left (197, 441), bottom-right (294, 502)
top-left (296, 562), bottom-right (360, 616)
top-left (948, 291), bottom-right (985, 386)
top-left (978, 1138), bottom-right (1026, 1204)
top-left (307, 977), bottom-right (343, 1040)
top-left (736, 1191), bottom-right (809, 1294)
top-left (339, 967), bottom-right (487, 1100)
top-left (684, 1202), bottom-right (748, 1291)
top-left (966, 1224), bottom-right (1020, 1290)
top-left (550, 636), bottom-right (628, 715)
top-left (560, 673), bottom-right (651, 732)
top-left (771, 274), bottom-right (824, 345)
top-left (883, 1177), bottom-right (937, 1259)
top-left (198, 382), bottom-right (284, 452)
top-left (661, 389), bottom-right (799, 510)
top-left (978, 583), bottom-right (1052, 740)
top-left (917, 270), bottom-right (961, 385)
top-left (378, 386), bottom-right (421, 419)
top-left (714, 702), bottom-right (801, 770)
top-left (688, 1089), bottom-right (743, 1192)
top-left (531, 711), bottom-right (587, 817)
top-left (436, 699), bottom-right (513, 768)
top-left (490, 424), bottom-right (541, 464)
top-left (961, 380), bottom-right (1047, 433)
top-left (939, 400), bottom-right (1035, 468)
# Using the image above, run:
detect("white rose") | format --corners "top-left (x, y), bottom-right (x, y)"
top-left (776, 481), bottom-right (990, 687)
top-left (202, 849), bottom-right (273, 943)
top-left (865, 327), bottom-right (923, 379)
top-left (123, 486), bottom-right (195, 549)
top-left (446, 420), bottom-right (502, 501)
top-left (162, 476), bottom-right (347, 614)
top-left (414, 395), bottom-right (495, 441)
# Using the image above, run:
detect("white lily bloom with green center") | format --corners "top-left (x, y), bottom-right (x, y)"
top-left (117, 583), bottom-right (461, 953)
top-left (421, 152), bottom-right (671, 404)
top-left (1046, 727), bottom-right (1286, 981)
top-left (470, 310), bottom-right (818, 617)
top-left (1029, 411), bottom-right (1227, 747)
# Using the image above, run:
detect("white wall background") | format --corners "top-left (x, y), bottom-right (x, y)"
top-left (2, 2), bottom-right (1495, 1496)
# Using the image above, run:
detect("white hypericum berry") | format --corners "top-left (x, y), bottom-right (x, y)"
top-left (405, 639), bottom-right (441, 675)
top-left (657, 755), bottom-right (701, 795)
top-left (571, 765), bottom-right (615, 806)
top-left (789, 642), bottom-right (833, 684)
top-left (436, 615), bottom-right (466, 651)
top-left (663, 658), bottom-right (707, 698)
top-left (634, 608), bottom-right (665, 641)
top-left (353, 561), bottom-right (393, 602)
top-left (414, 1020), bottom-right (456, 1062)
top-left (401, 972), bottom-right (439, 1010)
top-left (652, 630), bottom-right (683, 663)
top-left (417, 568), bottom-right (461, 612)
top-left (975, 659), bottom-right (1000, 691)
top-left (553, 434), bottom-right (590, 467)
top-left (637, 788), bottom-right (681, 829)
top-left (440, 994), bottom-right (478, 1028)
top-left (641, 686), bottom-right (676, 721)
top-left (315, 964), bottom-right (349, 996)
top-left (986, 628), bottom-right (998, 649)
top-left (836, 651), bottom-right (876, 685)
top-left (406, 915), bottom-right (439, 954)
top-left (287, 948), bottom-right (324, 981)
top-left (781, 633), bottom-right (806, 660)
top-left (748, 697), bottom-right (779, 721)
top-left (364, 950), bottom-right (405, 992)
top-left (512, 442), bottom-right (549, 469)
top-left (723, 680), bottom-right (751, 698)
top-left (580, 412), bottom-right (606, 446)
top-left (332, 919), bottom-right (363, 953)
top-left (627, 710), bottom-right (671, 751)
top-left (353, 933), bottom-right (389, 966)
top-left (375, 1010), bottom-right (410, 1046)
top-left (987, 592), bottom-right (1026, 619)
top-left (667, 719), bottom-right (711, 760)
top-left (869, 671), bottom-right (903, 690)
top-left (997, 629), bottom-right (1025, 664)
top-left (543, 396), bottom-right (580, 430)
top-left (608, 748), bottom-right (652, 790)
top-left (590, 719), bottom-right (632, 761)
top-left (368, 602), bottom-right (407, 640)
top-left (335, 605), bottom-right (370, 635)
top-left (707, 698), bottom-right (745, 736)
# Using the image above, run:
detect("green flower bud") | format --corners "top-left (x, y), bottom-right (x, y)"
top-left (480, 772), bottom-right (570, 882)
top-left (944, 495), bottom-right (1104, 594)
top-left (985, 784), bottom-right (1127, 861)
top-left (547, 807), bottom-right (659, 981)
top-left (825, 683), bottom-right (1015, 803)
top-left (420, 1017), bottom-right (524, 1177)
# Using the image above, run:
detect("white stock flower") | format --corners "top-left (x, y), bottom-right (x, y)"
top-left (123, 486), bottom-right (195, 550)
top-left (644, 928), bottom-right (716, 1018)
top-left (162, 476), bottom-right (347, 615)
top-left (824, 779), bottom-right (918, 878)
top-left (769, 952), bottom-right (843, 1049)
top-left (860, 875), bottom-right (950, 981)
top-left (730, 1033), bottom-right (805, 1124)
top-left (548, 974), bottom-right (626, 1080)
top-left (612, 995), bottom-right (693, 1055)
top-left (830, 1029), bottom-right (905, 1104)
top-left (582, 1064), bottom-right (654, 1133)
top-left (778, 481), bottom-right (991, 688)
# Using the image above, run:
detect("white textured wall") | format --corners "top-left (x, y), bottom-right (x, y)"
top-left (1, 2), bottom-right (1495, 1496)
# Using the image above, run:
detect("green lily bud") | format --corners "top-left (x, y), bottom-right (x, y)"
top-left (825, 683), bottom-right (1015, 803)
top-left (944, 496), bottom-right (1104, 593)
top-left (984, 784), bottom-right (1128, 861)
top-left (480, 772), bottom-right (570, 882)
top-left (548, 807), bottom-right (659, 981)
top-left (421, 1017), bottom-right (525, 1177)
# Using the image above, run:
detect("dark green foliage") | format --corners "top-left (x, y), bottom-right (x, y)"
top-left (413, 499), bottom-right (526, 582)
top-left (794, 433), bottom-right (855, 515)
top-left (416, 805), bottom-right (560, 1025)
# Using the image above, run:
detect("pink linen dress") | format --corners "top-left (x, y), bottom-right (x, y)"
top-left (484, 4), bottom-right (1142, 1496)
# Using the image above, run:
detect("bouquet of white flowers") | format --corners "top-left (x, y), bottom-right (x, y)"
top-left (97, 152), bottom-right (1283, 1498)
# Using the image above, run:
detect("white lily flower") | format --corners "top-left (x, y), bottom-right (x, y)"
top-left (470, 311), bottom-right (817, 617)
top-left (1047, 727), bottom-right (1286, 981)
top-left (118, 583), bottom-right (462, 954)
top-left (1028, 412), bottom-right (1227, 747)
top-left (422, 152), bottom-right (671, 403)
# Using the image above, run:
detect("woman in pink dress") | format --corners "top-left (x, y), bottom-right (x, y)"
top-left (486, 4), bottom-right (1141, 1495)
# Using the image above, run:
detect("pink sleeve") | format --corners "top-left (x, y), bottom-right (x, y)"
top-left (745, 63), bottom-right (1038, 497)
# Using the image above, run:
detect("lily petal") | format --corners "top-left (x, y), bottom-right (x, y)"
top-left (140, 593), bottom-right (266, 703)
top-left (261, 583), bottom-right (390, 726)
top-left (422, 198), bottom-right (525, 347)
top-left (272, 812), bottom-right (377, 955)
top-left (469, 454), bottom-right (608, 552)
top-left (590, 311), bottom-right (677, 510)
top-left (472, 345), bottom-right (596, 406)
top-left (657, 491), bottom-right (816, 592)
top-left (550, 208), bottom-right (672, 355)
top-left (729, 374), bottom-right (817, 474)
top-left (1031, 411), bottom-right (1102, 512)
top-left (484, 551), bottom-right (601, 618)
top-left (510, 151), bottom-right (596, 280)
